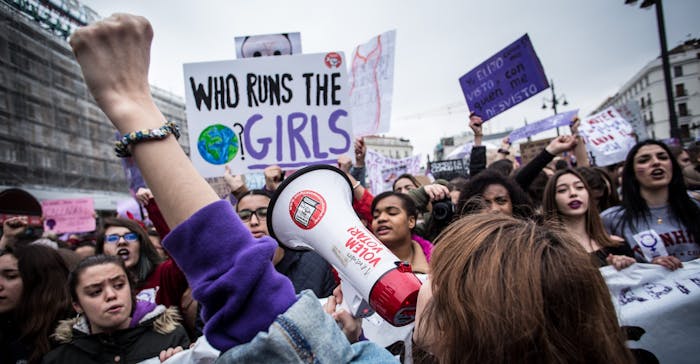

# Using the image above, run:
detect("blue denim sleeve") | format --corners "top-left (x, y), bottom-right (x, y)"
top-left (216, 291), bottom-right (398, 364)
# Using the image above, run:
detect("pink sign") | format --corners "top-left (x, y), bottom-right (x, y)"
top-left (41, 198), bottom-right (96, 233)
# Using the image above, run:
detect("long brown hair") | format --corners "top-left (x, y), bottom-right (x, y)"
top-left (542, 168), bottom-right (620, 249)
top-left (12, 245), bottom-right (73, 364)
top-left (415, 214), bottom-right (633, 364)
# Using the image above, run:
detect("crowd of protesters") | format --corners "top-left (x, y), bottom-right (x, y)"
top-left (2, 13), bottom-right (699, 364)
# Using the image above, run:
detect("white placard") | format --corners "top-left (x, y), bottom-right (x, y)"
top-left (183, 52), bottom-right (353, 177)
top-left (579, 107), bottom-right (637, 167)
top-left (348, 30), bottom-right (396, 137)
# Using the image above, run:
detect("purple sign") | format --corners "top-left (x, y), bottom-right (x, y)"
top-left (508, 109), bottom-right (579, 143)
top-left (459, 34), bottom-right (549, 121)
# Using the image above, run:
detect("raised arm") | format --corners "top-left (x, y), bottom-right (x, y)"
top-left (70, 14), bottom-right (218, 228)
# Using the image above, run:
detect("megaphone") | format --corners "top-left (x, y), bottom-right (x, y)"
top-left (268, 165), bottom-right (422, 326)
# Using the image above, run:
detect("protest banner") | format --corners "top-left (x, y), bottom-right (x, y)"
top-left (183, 52), bottom-right (353, 177)
top-left (429, 159), bottom-right (468, 181)
top-left (579, 107), bottom-right (636, 167)
top-left (601, 260), bottom-right (700, 363)
top-left (41, 198), bottom-right (95, 233)
top-left (234, 32), bottom-right (302, 59)
top-left (365, 149), bottom-right (421, 195)
top-left (348, 30), bottom-right (396, 136)
top-left (616, 100), bottom-right (647, 140)
top-left (508, 109), bottom-right (578, 143)
top-left (459, 34), bottom-right (549, 121)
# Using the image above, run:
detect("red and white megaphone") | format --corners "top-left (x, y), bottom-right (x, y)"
top-left (267, 165), bottom-right (422, 326)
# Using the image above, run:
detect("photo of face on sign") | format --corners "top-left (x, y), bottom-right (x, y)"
top-left (235, 32), bottom-right (302, 58)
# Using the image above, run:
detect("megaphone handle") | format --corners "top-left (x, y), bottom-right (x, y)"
top-left (339, 281), bottom-right (375, 318)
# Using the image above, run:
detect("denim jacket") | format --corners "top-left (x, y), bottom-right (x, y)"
top-left (216, 291), bottom-right (398, 364)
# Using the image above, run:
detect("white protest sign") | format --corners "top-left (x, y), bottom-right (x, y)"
top-left (602, 260), bottom-right (700, 364)
top-left (184, 53), bottom-right (353, 177)
top-left (348, 30), bottom-right (396, 137)
top-left (579, 107), bottom-right (636, 167)
top-left (616, 100), bottom-right (647, 140)
top-left (365, 149), bottom-right (422, 195)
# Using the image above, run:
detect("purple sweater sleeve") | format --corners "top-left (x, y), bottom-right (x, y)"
top-left (162, 200), bottom-right (297, 351)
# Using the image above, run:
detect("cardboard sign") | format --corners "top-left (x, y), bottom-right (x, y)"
top-left (459, 34), bottom-right (549, 121)
top-left (602, 260), bottom-right (700, 364)
top-left (183, 52), bottom-right (353, 177)
top-left (508, 109), bottom-right (579, 143)
top-left (348, 30), bottom-right (396, 136)
top-left (41, 198), bottom-right (95, 233)
top-left (579, 107), bottom-right (636, 167)
top-left (429, 159), bottom-right (468, 181)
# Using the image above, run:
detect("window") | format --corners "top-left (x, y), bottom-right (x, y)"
top-left (678, 103), bottom-right (688, 117)
top-left (674, 66), bottom-right (683, 77)
top-left (676, 83), bottom-right (686, 97)
top-left (641, 98), bottom-right (646, 108)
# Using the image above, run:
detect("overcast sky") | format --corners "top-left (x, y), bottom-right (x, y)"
top-left (81, 0), bottom-right (700, 163)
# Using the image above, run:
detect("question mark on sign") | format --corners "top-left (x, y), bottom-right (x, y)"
top-left (233, 123), bottom-right (245, 160)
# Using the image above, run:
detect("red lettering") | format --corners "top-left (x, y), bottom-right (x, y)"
top-left (368, 257), bottom-right (381, 267)
top-left (671, 230), bottom-right (688, 244)
top-left (659, 232), bottom-right (674, 246)
top-left (345, 237), bottom-right (359, 249)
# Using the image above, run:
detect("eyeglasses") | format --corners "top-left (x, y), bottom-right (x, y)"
top-left (237, 207), bottom-right (268, 222)
top-left (105, 232), bottom-right (139, 244)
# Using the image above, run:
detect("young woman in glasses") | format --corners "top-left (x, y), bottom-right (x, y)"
top-left (96, 217), bottom-right (189, 309)
top-left (235, 190), bottom-right (336, 298)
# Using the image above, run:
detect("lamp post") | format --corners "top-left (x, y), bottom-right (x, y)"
top-left (541, 79), bottom-right (568, 135)
top-left (625, 0), bottom-right (679, 140)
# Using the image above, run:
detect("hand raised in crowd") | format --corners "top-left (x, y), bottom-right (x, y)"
top-left (500, 137), bottom-right (511, 150)
top-left (69, 14), bottom-right (159, 133)
top-left (651, 255), bottom-right (683, 271)
top-left (424, 183), bottom-right (450, 202)
top-left (223, 165), bottom-right (246, 192)
top-left (545, 135), bottom-right (578, 155)
top-left (469, 113), bottom-right (483, 136)
top-left (337, 155), bottom-right (353, 174)
top-left (264, 165), bottom-right (284, 192)
top-left (135, 187), bottom-right (154, 206)
top-left (605, 254), bottom-right (635, 271)
top-left (354, 137), bottom-right (366, 167)
top-left (323, 285), bottom-right (363, 344)
top-left (0, 216), bottom-right (28, 248)
top-left (569, 117), bottom-right (581, 135)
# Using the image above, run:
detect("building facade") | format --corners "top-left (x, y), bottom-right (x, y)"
top-left (364, 135), bottom-right (413, 159)
top-left (595, 39), bottom-right (700, 141)
top-left (0, 0), bottom-right (189, 209)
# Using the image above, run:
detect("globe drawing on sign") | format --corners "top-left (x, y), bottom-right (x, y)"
top-left (197, 124), bottom-right (239, 165)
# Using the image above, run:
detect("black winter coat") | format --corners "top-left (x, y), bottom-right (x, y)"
top-left (42, 306), bottom-right (189, 364)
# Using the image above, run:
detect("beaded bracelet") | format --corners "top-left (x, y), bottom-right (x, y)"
top-left (114, 121), bottom-right (181, 158)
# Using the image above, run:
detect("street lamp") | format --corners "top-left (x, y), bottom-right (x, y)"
top-left (541, 79), bottom-right (568, 135)
top-left (625, 0), bottom-right (679, 140)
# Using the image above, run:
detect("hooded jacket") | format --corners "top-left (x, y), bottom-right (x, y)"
top-left (42, 302), bottom-right (189, 364)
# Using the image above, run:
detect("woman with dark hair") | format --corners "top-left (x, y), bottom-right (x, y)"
top-left (0, 243), bottom-right (73, 364)
top-left (371, 191), bottom-right (430, 273)
top-left (413, 213), bottom-right (634, 363)
top-left (602, 140), bottom-right (700, 270)
top-left (43, 255), bottom-right (189, 363)
top-left (576, 166), bottom-right (620, 212)
top-left (456, 169), bottom-right (533, 219)
top-left (96, 217), bottom-right (188, 308)
top-left (542, 169), bottom-right (635, 269)
top-left (392, 173), bottom-right (422, 194)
